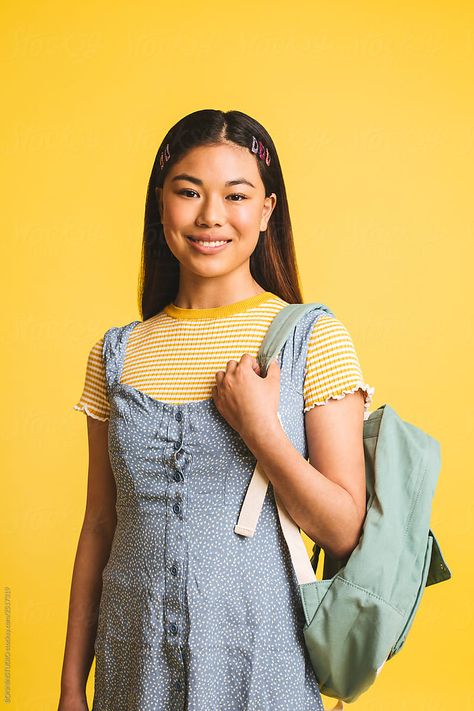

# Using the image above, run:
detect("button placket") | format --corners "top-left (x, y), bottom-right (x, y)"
top-left (173, 441), bottom-right (184, 468)
top-left (173, 646), bottom-right (186, 696)
top-left (164, 407), bottom-right (187, 651)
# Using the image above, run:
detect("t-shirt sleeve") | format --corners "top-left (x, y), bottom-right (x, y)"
top-left (303, 314), bottom-right (375, 419)
top-left (73, 337), bottom-right (110, 421)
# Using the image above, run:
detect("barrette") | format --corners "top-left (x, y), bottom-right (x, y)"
top-left (158, 136), bottom-right (271, 171)
top-left (159, 143), bottom-right (171, 171)
top-left (250, 135), bottom-right (271, 166)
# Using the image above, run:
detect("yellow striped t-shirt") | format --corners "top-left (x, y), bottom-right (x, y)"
top-left (73, 291), bottom-right (375, 422)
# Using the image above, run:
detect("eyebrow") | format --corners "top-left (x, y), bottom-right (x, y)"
top-left (171, 173), bottom-right (256, 189)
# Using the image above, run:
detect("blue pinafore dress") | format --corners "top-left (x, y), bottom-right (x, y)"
top-left (92, 306), bottom-right (330, 711)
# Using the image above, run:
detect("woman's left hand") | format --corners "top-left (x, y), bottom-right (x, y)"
top-left (211, 354), bottom-right (281, 441)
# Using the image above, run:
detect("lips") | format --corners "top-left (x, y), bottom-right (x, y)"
top-left (185, 236), bottom-right (232, 253)
top-left (186, 236), bottom-right (232, 243)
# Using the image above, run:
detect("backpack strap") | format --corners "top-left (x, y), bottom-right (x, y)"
top-left (235, 302), bottom-right (334, 585)
top-left (234, 424), bottom-right (318, 584)
top-left (257, 302), bottom-right (334, 376)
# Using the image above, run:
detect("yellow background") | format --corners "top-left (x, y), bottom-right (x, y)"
top-left (1, 1), bottom-right (471, 709)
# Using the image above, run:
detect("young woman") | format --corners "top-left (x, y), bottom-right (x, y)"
top-left (58, 109), bottom-right (374, 711)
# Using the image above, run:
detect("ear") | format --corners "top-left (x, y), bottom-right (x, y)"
top-left (260, 192), bottom-right (277, 231)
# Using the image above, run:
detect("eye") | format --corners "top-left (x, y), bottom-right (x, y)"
top-left (227, 193), bottom-right (247, 201)
top-left (176, 189), bottom-right (247, 201)
top-left (177, 188), bottom-right (198, 198)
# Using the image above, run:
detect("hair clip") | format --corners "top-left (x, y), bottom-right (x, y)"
top-left (159, 137), bottom-right (271, 172)
top-left (159, 143), bottom-right (171, 171)
top-left (250, 135), bottom-right (271, 166)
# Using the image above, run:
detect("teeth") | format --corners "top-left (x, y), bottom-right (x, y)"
top-left (191, 239), bottom-right (229, 247)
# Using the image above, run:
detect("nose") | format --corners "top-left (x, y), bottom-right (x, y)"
top-left (196, 194), bottom-right (225, 227)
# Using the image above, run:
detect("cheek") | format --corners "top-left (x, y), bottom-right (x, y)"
top-left (232, 205), bottom-right (262, 232)
top-left (165, 200), bottom-right (192, 228)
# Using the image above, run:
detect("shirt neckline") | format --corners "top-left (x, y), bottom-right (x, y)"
top-left (164, 291), bottom-right (277, 320)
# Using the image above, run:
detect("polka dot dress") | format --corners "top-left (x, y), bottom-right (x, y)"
top-left (92, 307), bottom-right (330, 710)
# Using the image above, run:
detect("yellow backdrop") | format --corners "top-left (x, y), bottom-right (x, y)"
top-left (1, 1), bottom-right (470, 709)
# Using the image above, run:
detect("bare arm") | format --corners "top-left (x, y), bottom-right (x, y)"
top-left (241, 390), bottom-right (367, 560)
top-left (58, 417), bottom-right (117, 709)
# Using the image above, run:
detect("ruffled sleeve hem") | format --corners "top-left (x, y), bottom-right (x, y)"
top-left (304, 382), bottom-right (376, 420)
top-left (73, 402), bottom-right (109, 422)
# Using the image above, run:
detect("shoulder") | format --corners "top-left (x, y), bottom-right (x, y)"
top-left (85, 334), bottom-right (109, 379)
top-left (304, 313), bottom-right (375, 417)
top-left (83, 323), bottom-right (127, 382)
top-left (100, 318), bottom-right (143, 350)
top-left (304, 313), bottom-right (360, 364)
top-left (88, 335), bottom-right (105, 359)
top-left (308, 313), bottom-right (354, 343)
top-left (305, 312), bottom-right (363, 373)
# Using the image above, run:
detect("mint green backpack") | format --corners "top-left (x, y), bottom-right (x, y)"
top-left (234, 303), bottom-right (452, 708)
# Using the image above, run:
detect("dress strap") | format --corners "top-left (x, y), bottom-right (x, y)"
top-left (102, 320), bottom-right (141, 396)
top-left (276, 303), bottom-right (336, 396)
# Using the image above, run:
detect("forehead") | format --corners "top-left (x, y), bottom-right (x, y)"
top-left (171, 142), bottom-right (259, 176)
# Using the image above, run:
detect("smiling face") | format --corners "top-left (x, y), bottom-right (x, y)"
top-left (155, 142), bottom-right (277, 283)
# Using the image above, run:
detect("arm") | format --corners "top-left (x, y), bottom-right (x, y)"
top-left (241, 389), bottom-right (367, 561)
top-left (58, 417), bottom-right (117, 709)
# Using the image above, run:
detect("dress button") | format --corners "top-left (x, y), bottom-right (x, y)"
top-left (172, 502), bottom-right (181, 515)
top-left (173, 471), bottom-right (182, 482)
top-left (175, 411), bottom-right (183, 422)
top-left (169, 622), bottom-right (178, 635)
top-left (175, 680), bottom-right (182, 691)
top-left (170, 564), bottom-right (178, 576)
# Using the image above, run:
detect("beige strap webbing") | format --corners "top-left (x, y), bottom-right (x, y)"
top-left (233, 458), bottom-right (269, 538)
top-left (233, 461), bottom-right (315, 584)
top-left (234, 414), bottom-right (315, 585)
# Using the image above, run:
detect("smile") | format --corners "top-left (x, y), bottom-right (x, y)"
top-left (186, 236), bottom-right (232, 253)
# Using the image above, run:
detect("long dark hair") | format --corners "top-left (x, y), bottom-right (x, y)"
top-left (138, 109), bottom-right (304, 320)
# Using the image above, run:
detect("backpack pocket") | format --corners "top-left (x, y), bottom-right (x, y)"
top-left (300, 575), bottom-right (404, 703)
